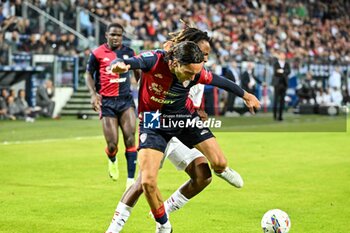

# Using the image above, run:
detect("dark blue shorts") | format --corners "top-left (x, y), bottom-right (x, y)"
top-left (138, 119), bottom-right (214, 153)
top-left (101, 95), bottom-right (135, 118)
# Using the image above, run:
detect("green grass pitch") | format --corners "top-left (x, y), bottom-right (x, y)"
top-left (0, 115), bottom-right (349, 233)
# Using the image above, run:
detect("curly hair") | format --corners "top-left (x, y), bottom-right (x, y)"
top-left (168, 21), bottom-right (211, 44)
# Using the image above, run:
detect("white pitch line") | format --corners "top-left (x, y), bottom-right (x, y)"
top-left (1, 135), bottom-right (104, 145)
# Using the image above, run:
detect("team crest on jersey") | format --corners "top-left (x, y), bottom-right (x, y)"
top-left (103, 57), bottom-right (110, 62)
top-left (140, 133), bottom-right (147, 143)
top-left (182, 80), bottom-right (190, 88)
top-left (154, 73), bottom-right (163, 79)
top-left (149, 83), bottom-right (163, 95)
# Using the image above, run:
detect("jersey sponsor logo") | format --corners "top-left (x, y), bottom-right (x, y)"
top-left (141, 52), bottom-right (154, 57)
top-left (163, 91), bottom-right (179, 97)
top-left (149, 83), bottom-right (163, 95)
top-left (150, 96), bottom-right (175, 104)
top-left (148, 83), bottom-right (179, 97)
top-left (110, 78), bottom-right (127, 83)
top-left (143, 110), bottom-right (161, 129)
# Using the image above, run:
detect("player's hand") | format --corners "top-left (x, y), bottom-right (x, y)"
top-left (243, 92), bottom-right (261, 114)
top-left (196, 109), bottom-right (208, 121)
top-left (110, 62), bottom-right (130, 74)
top-left (91, 93), bottom-right (101, 112)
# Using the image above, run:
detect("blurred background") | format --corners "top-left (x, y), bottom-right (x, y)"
top-left (0, 0), bottom-right (349, 122)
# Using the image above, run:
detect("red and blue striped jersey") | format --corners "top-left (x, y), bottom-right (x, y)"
top-left (87, 44), bottom-right (135, 97)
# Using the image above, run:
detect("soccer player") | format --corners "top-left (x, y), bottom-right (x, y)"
top-left (107, 41), bottom-right (260, 232)
top-left (106, 27), bottom-right (217, 233)
top-left (86, 23), bottom-right (140, 189)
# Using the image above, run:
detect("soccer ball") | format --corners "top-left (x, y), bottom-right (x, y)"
top-left (261, 209), bottom-right (291, 233)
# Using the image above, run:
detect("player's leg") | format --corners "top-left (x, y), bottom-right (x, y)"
top-left (273, 87), bottom-right (278, 120)
top-left (164, 157), bottom-right (211, 214)
top-left (105, 173), bottom-right (143, 233)
top-left (102, 117), bottom-right (120, 181)
top-left (182, 157), bottom-right (211, 198)
top-left (107, 127), bottom-right (171, 233)
top-left (279, 89), bottom-right (286, 120)
top-left (195, 137), bottom-right (244, 188)
top-left (139, 148), bottom-right (172, 232)
top-left (121, 172), bottom-right (143, 206)
top-left (163, 138), bottom-right (211, 214)
top-left (119, 106), bottom-right (137, 189)
top-left (106, 150), bottom-right (171, 232)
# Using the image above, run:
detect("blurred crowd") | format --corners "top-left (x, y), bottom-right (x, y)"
top-left (1, 0), bottom-right (349, 64)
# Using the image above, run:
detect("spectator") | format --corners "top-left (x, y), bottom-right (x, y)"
top-left (1, 88), bottom-right (9, 100)
top-left (36, 79), bottom-right (55, 117)
top-left (316, 88), bottom-right (331, 106)
top-left (0, 3), bottom-right (5, 25)
top-left (79, 8), bottom-right (93, 37)
top-left (330, 87), bottom-right (343, 106)
top-left (328, 66), bottom-right (343, 106)
top-left (6, 95), bottom-right (19, 120)
top-left (240, 61), bottom-right (262, 115)
top-left (241, 61), bottom-right (261, 95)
top-left (0, 32), bottom-right (9, 64)
top-left (296, 71), bottom-right (317, 106)
top-left (272, 50), bottom-right (291, 121)
top-left (223, 60), bottom-right (240, 117)
top-left (15, 89), bottom-right (35, 122)
top-left (204, 63), bottom-right (221, 116)
top-left (329, 66), bottom-right (342, 90)
top-left (4, 30), bottom-right (20, 53)
top-left (0, 93), bottom-right (8, 120)
top-left (9, 88), bottom-right (16, 98)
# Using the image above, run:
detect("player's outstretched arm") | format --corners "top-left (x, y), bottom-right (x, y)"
top-left (208, 73), bottom-right (261, 114)
top-left (110, 53), bottom-right (157, 75)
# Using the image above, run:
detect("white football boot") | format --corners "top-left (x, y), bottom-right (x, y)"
top-left (215, 167), bottom-right (244, 188)
top-left (155, 220), bottom-right (173, 233)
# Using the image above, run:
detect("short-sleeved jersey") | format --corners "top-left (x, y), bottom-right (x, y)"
top-left (87, 44), bottom-right (135, 97)
top-left (133, 50), bottom-right (214, 117)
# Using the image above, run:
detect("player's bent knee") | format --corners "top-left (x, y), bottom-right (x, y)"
top-left (209, 156), bottom-right (227, 170)
top-left (141, 180), bottom-right (157, 194)
top-left (141, 174), bottom-right (157, 193)
top-left (106, 143), bottom-right (118, 155)
top-left (124, 137), bottom-right (135, 148)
